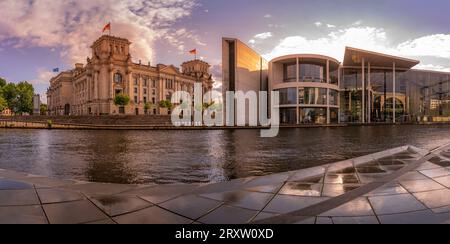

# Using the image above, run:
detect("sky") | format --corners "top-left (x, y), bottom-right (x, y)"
top-left (1, 0), bottom-right (450, 103)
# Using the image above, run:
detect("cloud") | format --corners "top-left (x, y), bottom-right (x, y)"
top-left (254, 32), bottom-right (273, 40)
top-left (314, 22), bottom-right (323, 27)
top-left (327, 24), bottom-right (336, 28)
top-left (0, 0), bottom-right (200, 64)
top-left (264, 14), bottom-right (272, 18)
top-left (262, 26), bottom-right (450, 72)
top-left (248, 39), bottom-right (256, 45)
top-left (415, 64), bottom-right (450, 73)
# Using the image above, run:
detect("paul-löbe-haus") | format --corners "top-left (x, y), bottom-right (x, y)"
top-left (223, 38), bottom-right (450, 125)
top-left (47, 35), bottom-right (214, 116)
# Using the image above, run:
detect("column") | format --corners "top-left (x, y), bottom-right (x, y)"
top-left (368, 62), bottom-right (371, 123)
top-left (393, 62), bottom-right (396, 123)
top-left (296, 57), bottom-right (300, 124)
top-left (326, 59), bottom-right (330, 124)
top-left (362, 58), bottom-right (365, 123)
top-left (139, 75), bottom-right (143, 103)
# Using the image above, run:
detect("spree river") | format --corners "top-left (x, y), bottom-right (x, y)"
top-left (1, 125), bottom-right (450, 185)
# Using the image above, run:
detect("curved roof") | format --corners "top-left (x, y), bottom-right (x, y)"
top-left (270, 54), bottom-right (340, 64)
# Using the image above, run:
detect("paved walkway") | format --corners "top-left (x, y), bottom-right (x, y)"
top-left (1, 144), bottom-right (450, 224)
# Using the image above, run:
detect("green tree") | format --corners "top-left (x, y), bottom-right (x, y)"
top-left (15, 81), bottom-right (34, 115)
top-left (114, 93), bottom-right (131, 106)
top-left (1, 83), bottom-right (17, 111)
top-left (0, 96), bottom-right (7, 112)
top-left (0, 77), bottom-right (6, 88)
top-left (40, 104), bottom-right (48, 115)
top-left (159, 100), bottom-right (173, 109)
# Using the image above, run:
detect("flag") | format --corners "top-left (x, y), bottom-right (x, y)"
top-left (189, 49), bottom-right (197, 55)
top-left (102, 23), bottom-right (111, 33)
top-left (52, 68), bottom-right (59, 73)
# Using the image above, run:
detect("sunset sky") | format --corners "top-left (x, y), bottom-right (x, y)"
top-left (1, 0), bottom-right (450, 102)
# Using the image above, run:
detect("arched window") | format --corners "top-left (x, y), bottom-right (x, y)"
top-left (114, 73), bottom-right (123, 83)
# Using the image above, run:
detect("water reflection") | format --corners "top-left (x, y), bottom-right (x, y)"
top-left (1, 125), bottom-right (450, 185)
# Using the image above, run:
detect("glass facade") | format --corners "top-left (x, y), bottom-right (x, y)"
top-left (277, 88), bottom-right (297, 105)
top-left (280, 108), bottom-right (297, 124)
top-left (340, 68), bottom-right (450, 123)
top-left (299, 63), bottom-right (325, 83)
top-left (299, 108), bottom-right (327, 124)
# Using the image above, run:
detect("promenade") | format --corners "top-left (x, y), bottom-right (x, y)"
top-left (0, 144), bottom-right (450, 224)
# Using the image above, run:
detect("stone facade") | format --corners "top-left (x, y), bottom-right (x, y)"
top-left (47, 35), bottom-right (214, 116)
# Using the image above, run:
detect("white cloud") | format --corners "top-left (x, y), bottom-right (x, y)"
top-left (248, 39), bottom-right (256, 45)
top-left (264, 14), bottom-right (272, 18)
top-left (397, 34), bottom-right (450, 59)
top-left (314, 22), bottom-right (323, 27)
top-left (0, 0), bottom-right (200, 64)
top-left (353, 20), bottom-right (362, 26)
top-left (254, 32), bottom-right (273, 40)
top-left (414, 64), bottom-right (450, 73)
top-left (327, 24), bottom-right (336, 28)
top-left (262, 26), bottom-right (450, 72)
top-left (29, 68), bottom-right (55, 85)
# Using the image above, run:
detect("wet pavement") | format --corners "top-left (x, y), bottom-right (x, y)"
top-left (0, 144), bottom-right (450, 224)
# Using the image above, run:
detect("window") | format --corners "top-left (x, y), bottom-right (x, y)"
top-left (300, 64), bottom-right (325, 82)
top-left (143, 78), bottom-right (148, 87)
top-left (152, 89), bottom-right (156, 95)
top-left (144, 88), bottom-right (147, 95)
top-left (134, 87), bottom-right (138, 94)
top-left (299, 108), bottom-right (327, 124)
top-left (152, 98), bottom-right (155, 104)
top-left (277, 88), bottom-right (297, 105)
top-left (134, 77), bottom-right (139, 86)
top-left (283, 63), bottom-right (297, 82)
top-left (330, 90), bottom-right (339, 106)
top-left (134, 96), bottom-right (138, 103)
top-left (280, 108), bottom-right (297, 124)
top-left (144, 97), bottom-right (147, 104)
top-left (298, 87), bottom-right (327, 105)
top-left (114, 73), bottom-right (123, 83)
top-left (152, 80), bottom-right (156, 88)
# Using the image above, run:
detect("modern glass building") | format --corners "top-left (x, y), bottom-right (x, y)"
top-left (223, 39), bottom-right (450, 125)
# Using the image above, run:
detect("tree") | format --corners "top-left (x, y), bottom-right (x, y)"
top-left (1, 83), bottom-right (17, 111)
top-left (0, 96), bottom-right (7, 112)
top-left (114, 93), bottom-right (130, 106)
top-left (144, 102), bottom-right (155, 115)
top-left (40, 104), bottom-right (48, 115)
top-left (159, 100), bottom-right (173, 109)
top-left (15, 81), bottom-right (34, 115)
top-left (0, 77), bottom-right (6, 88)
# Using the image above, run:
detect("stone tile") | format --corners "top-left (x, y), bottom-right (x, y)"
top-left (332, 216), bottom-right (379, 224)
top-left (84, 218), bottom-right (116, 224)
top-left (160, 195), bottom-right (222, 220)
top-left (287, 167), bottom-right (326, 182)
top-left (434, 176), bottom-right (450, 188)
top-left (315, 217), bottom-right (333, 224)
top-left (37, 188), bottom-right (85, 204)
top-left (420, 168), bottom-right (450, 178)
top-left (43, 200), bottom-right (109, 224)
top-left (365, 184), bottom-right (408, 197)
top-left (113, 206), bottom-right (192, 224)
top-left (194, 179), bottom-right (248, 195)
top-left (293, 217), bottom-right (316, 224)
top-left (429, 157), bottom-right (450, 167)
top-left (198, 205), bottom-right (258, 224)
top-left (64, 183), bottom-right (137, 196)
top-left (398, 171), bottom-right (429, 181)
top-left (245, 183), bottom-right (283, 194)
top-left (368, 194), bottom-right (427, 215)
top-left (279, 182), bottom-right (322, 197)
top-left (201, 190), bottom-right (274, 211)
top-left (413, 189), bottom-right (450, 209)
top-left (416, 162), bottom-right (441, 171)
top-left (139, 194), bottom-right (179, 205)
top-left (400, 179), bottom-right (445, 193)
top-left (356, 166), bottom-right (388, 174)
top-left (0, 205), bottom-right (47, 224)
top-left (357, 173), bottom-right (388, 184)
top-left (251, 212), bottom-right (279, 222)
top-left (432, 205), bottom-right (450, 214)
top-left (322, 184), bottom-right (361, 197)
top-left (245, 172), bottom-right (292, 188)
top-left (324, 174), bottom-right (359, 184)
top-left (264, 195), bottom-right (328, 214)
top-left (91, 195), bottom-right (153, 217)
top-left (0, 189), bottom-right (40, 206)
top-left (0, 180), bottom-right (33, 190)
top-left (320, 197), bottom-right (374, 217)
top-left (378, 210), bottom-right (443, 224)
top-left (23, 177), bottom-right (77, 189)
